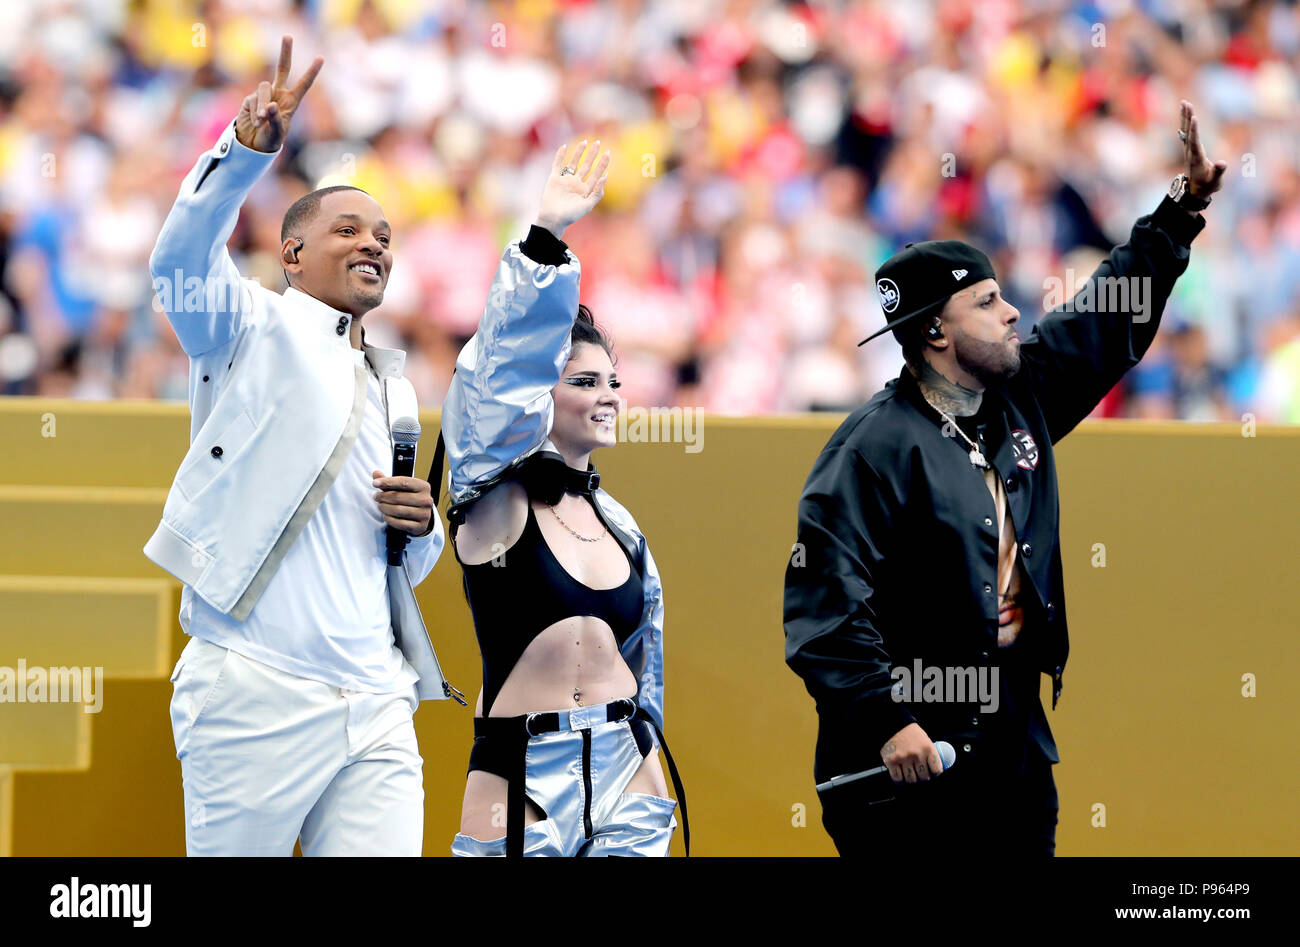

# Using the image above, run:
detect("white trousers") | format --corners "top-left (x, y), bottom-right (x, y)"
top-left (168, 635), bottom-right (424, 856)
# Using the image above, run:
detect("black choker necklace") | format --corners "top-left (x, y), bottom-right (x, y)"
top-left (514, 451), bottom-right (601, 505)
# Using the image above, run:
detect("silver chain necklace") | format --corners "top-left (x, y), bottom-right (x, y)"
top-left (930, 403), bottom-right (990, 469)
top-left (547, 502), bottom-right (608, 542)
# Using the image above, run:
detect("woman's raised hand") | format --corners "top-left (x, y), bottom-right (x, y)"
top-left (234, 35), bottom-right (323, 154)
top-left (534, 140), bottom-right (611, 239)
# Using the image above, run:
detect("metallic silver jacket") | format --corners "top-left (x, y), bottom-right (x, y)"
top-left (441, 241), bottom-right (667, 731)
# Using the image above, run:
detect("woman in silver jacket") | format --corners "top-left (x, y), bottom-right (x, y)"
top-left (441, 140), bottom-right (686, 857)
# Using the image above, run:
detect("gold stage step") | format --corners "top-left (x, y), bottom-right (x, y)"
top-left (0, 485), bottom-right (170, 578)
top-left (0, 402), bottom-right (194, 854)
top-left (0, 700), bottom-right (91, 772)
top-left (0, 398), bottom-right (185, 488)
top-left (0, 575), bottom-right (174, 676)
top-left (0, 574), bottom-right (178, 851)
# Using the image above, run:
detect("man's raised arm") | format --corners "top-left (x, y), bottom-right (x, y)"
top-left (149, 35), bottom-right (322, 358)
top-left (1018, 99), bottom-right (1226, 443)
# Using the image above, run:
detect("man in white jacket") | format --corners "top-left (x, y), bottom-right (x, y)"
top-left (147, 36), bottom-right (458, 856)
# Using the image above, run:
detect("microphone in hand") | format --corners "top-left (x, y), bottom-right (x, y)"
top-left (815, 740), bottom-right (957, 797)
top-left (386, 416), bottom-right (420, 566)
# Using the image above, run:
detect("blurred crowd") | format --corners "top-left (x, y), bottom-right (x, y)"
top-left (1, 0), bottom-right (1299, 421)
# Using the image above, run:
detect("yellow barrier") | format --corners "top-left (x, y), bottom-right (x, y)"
top-left (0, 398), bottom-right (1296, 855)
top-left (0, 576), bottom-right (173, 675)
top-left (0, 769), bottom-right (11, 856)
top-left (0, 701), bottom-right (91, 771)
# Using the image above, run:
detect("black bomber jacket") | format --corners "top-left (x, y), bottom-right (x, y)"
top-left (783, 195), bottom-right (1205, 784)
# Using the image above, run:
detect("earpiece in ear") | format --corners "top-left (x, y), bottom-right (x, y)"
top-left (926, 321), bottom-right (943, 340)
top-left (284, 238), bottom-right (303, 264)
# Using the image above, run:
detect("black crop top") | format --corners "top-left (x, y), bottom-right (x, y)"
top-left (456, 499), bottom-right (644, 717)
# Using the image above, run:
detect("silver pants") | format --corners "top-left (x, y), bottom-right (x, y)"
top-left (452, 705), bottom-right (678, 857)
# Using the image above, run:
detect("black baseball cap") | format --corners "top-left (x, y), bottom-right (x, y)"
top-left (860, 239), bottom-right (998, 345)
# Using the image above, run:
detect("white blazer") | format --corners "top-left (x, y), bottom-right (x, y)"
top-left (143, 118), bottom-right (459, 702)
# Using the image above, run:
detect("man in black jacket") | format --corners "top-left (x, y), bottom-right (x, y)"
top-left (784, 100), bottom-right (1225, 856)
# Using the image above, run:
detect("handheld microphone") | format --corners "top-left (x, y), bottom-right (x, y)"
top-left (815, 740), bottom-right (957, 795)
top-left (387, 415), bottom-right (420, 565)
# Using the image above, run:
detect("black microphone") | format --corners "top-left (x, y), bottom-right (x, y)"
top-left (387, 416), bottom-right (420, 565)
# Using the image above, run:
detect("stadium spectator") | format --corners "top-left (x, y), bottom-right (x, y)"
top-left (0, 0), bottom-right (1296, 422)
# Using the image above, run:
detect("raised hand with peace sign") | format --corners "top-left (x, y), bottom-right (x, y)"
top-left (235, 35), bottom-right (323, 154)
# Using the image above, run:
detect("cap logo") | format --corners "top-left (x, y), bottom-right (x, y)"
top-left (952, 268), bottom-right (968, 280)
top-left (877, 278), bottom-right (900, 313)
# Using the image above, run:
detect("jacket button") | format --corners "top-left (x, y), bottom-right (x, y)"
top-left (202, 375), bottom-right (209, 382)
top-left (338, 316), bottom-right (349, 326)
top-left (980, 650), bottom-right (989, 661)
top-left (1005, 477), bottom-right (1014, 488)
top-left (219, 142), bottom-right (228, 154)
top-left (962, 743), bottom-right (972, 753)
top-left (983, 583), bottom-right (993, 594)
top-left (211, 446), bottom-right (223, 458)
top-left (984, 517), bottom-right (993, 527)
top-left (336, 324), bottom-right (346, 336)
top-left (1021, 542), bottom-right (1032, 557)
top-left (971, 716), bottom-right (980, 726)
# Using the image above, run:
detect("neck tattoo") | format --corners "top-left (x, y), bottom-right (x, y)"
top-left (915, 359), bottom-right (983, 417)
